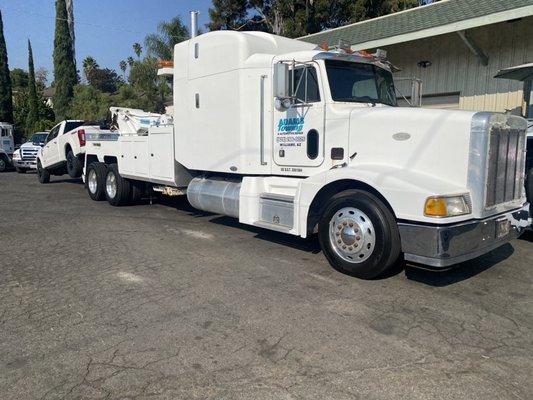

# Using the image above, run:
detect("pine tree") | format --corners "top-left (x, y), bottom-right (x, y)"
top-left (53, 0), bottom-right (77, 121)
top-left (0, 10), bottom-right (13, 123)
top-left (26, 40), bottom-right (39, 132)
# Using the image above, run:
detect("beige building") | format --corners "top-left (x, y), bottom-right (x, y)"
top-left (300, 0), bottom-right (533, 114)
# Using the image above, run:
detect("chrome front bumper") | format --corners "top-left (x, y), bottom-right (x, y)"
top-left (398, 204), bottom-right (530, 268)
top-left (13, 159), bottom-right (37, 169)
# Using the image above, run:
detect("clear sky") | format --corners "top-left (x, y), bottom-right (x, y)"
top-left (0, 0), bottom-right (212, 84)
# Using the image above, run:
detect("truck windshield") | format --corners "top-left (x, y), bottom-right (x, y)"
top-left (325, 60), bottom-right (397, 106)
top-left (31, 133), bottom-right (48, 144)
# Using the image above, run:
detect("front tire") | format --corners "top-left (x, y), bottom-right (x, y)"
top-left (86, 162), bottom-right (108, 201)
top-left (37, 160), bottom-right (50, 184)
top-left (0, 158), bottom-right (7, 172)
top-left (66, 150), bottom-right (82, 178)
top-left (105, 164), bottom-right (131, 206)
top-left (318, 190), bottom-right (401, 279)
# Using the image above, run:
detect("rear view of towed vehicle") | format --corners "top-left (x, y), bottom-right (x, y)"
top-left (36, 120), bottom-right (109, 183)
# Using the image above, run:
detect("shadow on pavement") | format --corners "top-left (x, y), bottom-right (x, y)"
top-left (154, 196), bottom-right (517, 284)
top-left (405, 243), bottom-right (514, 287)
top-left (518, 230), bottom-right (533, 242)
top-left (48, 177), bottom-right (84, 184)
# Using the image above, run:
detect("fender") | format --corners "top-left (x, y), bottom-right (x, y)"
top-left (295, 163), bottom-right (471, 237)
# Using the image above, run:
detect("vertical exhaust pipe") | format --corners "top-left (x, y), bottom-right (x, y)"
top-left (190, 11), bottom-right (199, 38)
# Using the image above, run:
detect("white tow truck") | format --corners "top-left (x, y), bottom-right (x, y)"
top-left (36, 120), bottom-right (107, 183)
top-left (0, 122), bottom-right (14, 172)
top-left (79, 27), bottom-right (530, 279)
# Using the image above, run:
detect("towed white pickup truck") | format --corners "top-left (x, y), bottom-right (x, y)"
top-left (36, 120), bottom-right (108, 183)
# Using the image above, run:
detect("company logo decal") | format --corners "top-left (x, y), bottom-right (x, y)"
top-left (277, 117), bottom-right (305, 147)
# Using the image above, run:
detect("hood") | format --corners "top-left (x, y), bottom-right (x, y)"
top-left (21, 141), bottom-right (43, 149)
top-left (347, 106), bottom-right (477, 190)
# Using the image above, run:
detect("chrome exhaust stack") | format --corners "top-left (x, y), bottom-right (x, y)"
top-left (190, 11), bottom-right (199, 38)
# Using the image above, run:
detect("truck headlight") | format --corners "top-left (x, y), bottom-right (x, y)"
top-left (424, 195), bottom-right (471, 217)
top-left (12, 151), bottom-right (21, 160)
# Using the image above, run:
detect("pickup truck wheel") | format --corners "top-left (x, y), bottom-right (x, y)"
top-left (66, 150), bottom-right (82, 178)
top-left (0, 158), bottom-right (7, 172)
top-left (318, 190), bottom-right (401, 279)
top-left (37, 160), bottom-right (50, 183)
top-left (105, 164), bottom-right (131, 206)
top-left (86, 162), bottom-right (107, 201)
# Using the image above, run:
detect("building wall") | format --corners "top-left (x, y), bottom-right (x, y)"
top-left (386, 16), bottom-right (533, 113)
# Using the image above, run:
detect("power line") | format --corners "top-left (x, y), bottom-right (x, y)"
top-left (2, 6), bottom-right (185, 38)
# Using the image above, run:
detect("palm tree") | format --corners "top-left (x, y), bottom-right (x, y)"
top-left (119, 60), bottom-right (127, 78)
top-left (144, 16), bottom-right (189, 60)
top-left (127, 56), bottom-right (135, 68)
top-left (82, 56), bottom-right (98, 81)
top-left (133, 42), bottom-right (142, 59)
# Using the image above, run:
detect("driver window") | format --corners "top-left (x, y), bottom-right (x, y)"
top-left (46, 125), bottom-right (60, 143)
top-left (0, 128), bottom-right (5, 137)
top-left (289, 66), bottom-right (321, 103)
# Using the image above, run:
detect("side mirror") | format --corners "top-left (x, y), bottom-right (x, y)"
top-left (274, 63), bottom-right (294, 111)
top-left (274, 63), bottom-right (289, 99)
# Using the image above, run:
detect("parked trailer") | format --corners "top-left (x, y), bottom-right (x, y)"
top-left (80, 28), bottom-right (530, 279)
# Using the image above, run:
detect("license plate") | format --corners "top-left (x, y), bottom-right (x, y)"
top-left (496, 218), bottom-right (510, 238)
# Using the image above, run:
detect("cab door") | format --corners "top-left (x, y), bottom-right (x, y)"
top-left (273, 63), bottom-right (325, 168)
top-left (42, 124), bottom-right (61, 167)
top-left (0, 126), bottom-right (14, 154)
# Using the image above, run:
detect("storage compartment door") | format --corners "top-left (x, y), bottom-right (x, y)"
top-left (149, 128), bottom-right (175, 182)
top-left (132, 136), bottom-right (149, 178)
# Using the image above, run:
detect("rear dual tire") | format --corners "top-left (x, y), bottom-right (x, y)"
top-left (105, 164), bottom-right (132, 206)
top-left (86, 162), bottom-right (108, 201)
top-left (318, 189), bottom-right (401, 280)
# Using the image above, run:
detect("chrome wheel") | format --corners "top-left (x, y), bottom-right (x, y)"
top-left (329, 207), bottom-right (375, 263)
top-left (106, 171), bottom-right (117, 199)
top-left (88, 169), bottom-right (98, 194)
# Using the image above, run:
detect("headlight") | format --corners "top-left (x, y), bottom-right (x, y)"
top-left (424, 195), bottom-right (471, 218)
top-left (12, 151), bottom-right (21, 160)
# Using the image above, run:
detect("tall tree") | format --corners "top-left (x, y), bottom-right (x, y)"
top-left (53, 0), bottom-right (77, 120)
top-left (65, 0), bottom-right (75, 61)
top-left (208, 0), bottom-right (249, 31)
top-left (208, 0), bottom-right (422, 38)
top-left (82, 56), bottom-right (99, 81)
top-left (119, 60), bottom-right (127, 77)
top-left (144, 16), bottom-right (189, 60)
top-left (133, 42), bottom-right (142, 59)
top-left (26, 40), bottom-right (39, 131)
top-left (0, 10), bottom-right (13, 123)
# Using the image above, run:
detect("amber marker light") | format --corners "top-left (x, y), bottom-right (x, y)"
top-left (424, 195), bottom-right (470, 218)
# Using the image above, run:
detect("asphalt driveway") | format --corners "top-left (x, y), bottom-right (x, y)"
top-left (1, 171), bottom-right (532, 399)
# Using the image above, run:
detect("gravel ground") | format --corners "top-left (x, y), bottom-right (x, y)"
top-left (0, 171), bottom-right (532, 400)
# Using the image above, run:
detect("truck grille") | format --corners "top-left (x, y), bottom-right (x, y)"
top-left (484, 126), bottom-right (526, 208)
top-left (21, 148), bottom-right (38, 161)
